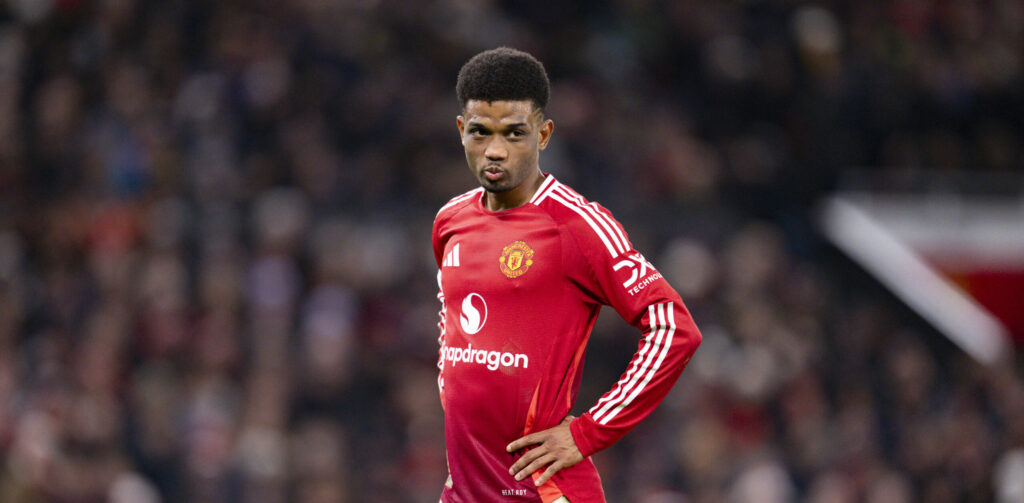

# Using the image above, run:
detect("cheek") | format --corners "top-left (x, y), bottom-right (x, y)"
top-left (521, 143), bottom-right (540, 163)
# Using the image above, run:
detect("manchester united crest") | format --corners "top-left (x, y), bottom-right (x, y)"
top-left (499, 241), bottom-right (535, 279)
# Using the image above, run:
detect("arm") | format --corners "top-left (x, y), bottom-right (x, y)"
top-left (563, 201), bottom-right (702, 456)
top-left (435, 269), bottom-right (447, 402)
top-left (430, 191), bottom-right (479, 405)
top-left (510, 251), bottom-right (701, 484)
top-left (432, 217), bottom-right (448, 403)
top-left (510, 197), bottom-right (701, 483)
top-left (570, 278), bottom-right (701, 456)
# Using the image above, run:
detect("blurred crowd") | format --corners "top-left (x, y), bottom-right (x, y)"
top-left (0, 0), bottom-right (1022, 502)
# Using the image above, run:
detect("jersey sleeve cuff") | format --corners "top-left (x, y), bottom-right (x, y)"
top-left (569, 414), bottom-right (600, 458)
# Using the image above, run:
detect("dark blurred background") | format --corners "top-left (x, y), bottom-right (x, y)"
top-left (0, 1), bottom-right (1023, 502)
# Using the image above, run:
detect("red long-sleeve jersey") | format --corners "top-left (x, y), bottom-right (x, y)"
top-left (433, 175), bottom-right (701, 502)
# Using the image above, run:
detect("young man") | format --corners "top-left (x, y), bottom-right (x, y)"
top-left (433, 47), bottom-right (702, 502)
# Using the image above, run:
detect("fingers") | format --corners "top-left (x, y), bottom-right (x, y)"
top-left (534, 461), bottom-right (563, 486)
top-left (512, 452), bottom-right (557, 482)
top-left (506, 433), bottom-right (541, 454)
top-left (507, 419), bottom-right (583, 486)
top-left (508, 445), bottom-right (546, 477)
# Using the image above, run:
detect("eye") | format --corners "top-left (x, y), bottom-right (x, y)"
top-left (468, 127), bottom-right (487, 138)
top-left (509, 129), bottom-right (526, 138)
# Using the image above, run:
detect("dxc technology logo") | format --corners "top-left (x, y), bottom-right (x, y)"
top-left (459, 293), bottom-right (488, 334)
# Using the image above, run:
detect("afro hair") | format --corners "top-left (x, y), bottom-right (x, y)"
top-left (456, 47), bottom-right (550, 113)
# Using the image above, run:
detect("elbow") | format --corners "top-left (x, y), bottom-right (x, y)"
top-left (686, 322), bottom-right (702, 355)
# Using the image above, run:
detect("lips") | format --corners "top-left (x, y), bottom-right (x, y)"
top-left (483, 165), bottom-right (504, 181)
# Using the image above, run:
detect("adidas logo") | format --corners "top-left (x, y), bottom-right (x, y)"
top-left (443, 243), bottom-right (461, 267)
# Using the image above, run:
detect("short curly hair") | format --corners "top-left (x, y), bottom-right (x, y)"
top-left (456, 47), bottom-right (550, 113)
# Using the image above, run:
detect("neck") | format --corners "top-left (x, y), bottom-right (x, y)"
top-left (484, 171), bottom-right (546, 212)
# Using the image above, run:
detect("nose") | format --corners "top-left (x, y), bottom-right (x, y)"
top-left (484, 137), bottom-right (508, 161)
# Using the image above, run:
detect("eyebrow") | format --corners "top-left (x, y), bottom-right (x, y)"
top-left (467, 121), bottom-right (529, 130)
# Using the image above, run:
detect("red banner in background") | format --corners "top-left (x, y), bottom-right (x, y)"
top-left (938, 265), bottom-right (1024, 344)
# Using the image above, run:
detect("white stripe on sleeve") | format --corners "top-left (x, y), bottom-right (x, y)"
top-left (436, 188), bottom-right (483, 216)
top-left (553, 186), bottom-right (630, 254)
top-left (590, 302), bottom-right (674, 424)
top-left (589, 303), bottom-right (661, 419)
top-left (548, 191), bottom-right (620, 257)
top-left (529, 175), bottom-right (556, 204)
top-left (597, 302), bottom-right (675, 425)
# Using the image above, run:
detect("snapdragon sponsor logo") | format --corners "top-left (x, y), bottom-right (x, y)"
top-left (459, 293), bottom-right (487, 334)
top-left (442, 343), bottom-right (529, 371)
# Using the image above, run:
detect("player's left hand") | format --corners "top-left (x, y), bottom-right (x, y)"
top-left (507, 415), bottom-right (584, 486)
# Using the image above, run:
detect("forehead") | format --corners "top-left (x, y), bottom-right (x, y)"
top-left (463, 99), bottom-right (538, 123)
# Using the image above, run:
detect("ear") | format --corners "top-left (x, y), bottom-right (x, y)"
top-left (456, 115), bottom-right (466, 138)
top-left (537, 119), bottom-right (554, 151)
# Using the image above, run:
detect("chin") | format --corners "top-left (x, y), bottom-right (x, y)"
top-left (480, 178), bottom-right (512, 193)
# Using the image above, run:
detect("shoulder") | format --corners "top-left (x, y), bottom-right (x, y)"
top-left (533, 178), bottom-right (632, 259)
top-left (434, 187), bottom-right (483, 227)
